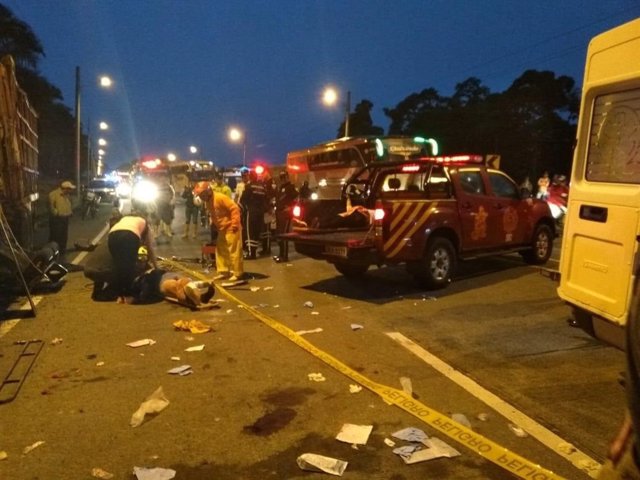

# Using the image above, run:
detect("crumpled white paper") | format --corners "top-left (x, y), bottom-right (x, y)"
top-left (297, 453), bottom-right (348, 476)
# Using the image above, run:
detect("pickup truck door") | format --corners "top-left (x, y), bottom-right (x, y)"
top-left (486, 171), bottom-right (529, 246)
top-left (454, 168), bottom-right (500, 250)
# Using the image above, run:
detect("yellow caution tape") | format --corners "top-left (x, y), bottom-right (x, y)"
top-left (162, 258), bottom-right (567, 480)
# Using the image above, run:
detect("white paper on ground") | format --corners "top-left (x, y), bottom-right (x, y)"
top-left (132, 466), bottom-right (176, 480)
top-left (126, 339), bottom-right (156, 348)
top-left (335, 424), bottom-right (373, 445)
top-left (296, 453), bottom-right (348, 476)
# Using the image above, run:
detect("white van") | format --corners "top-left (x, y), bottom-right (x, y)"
top-left (557, 18), bottom-right (640, 349)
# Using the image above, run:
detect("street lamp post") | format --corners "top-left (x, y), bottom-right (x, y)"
top-left (322, 87), bottom-right (351, 137)
top-left (74, 66), bottom-right (81, 197)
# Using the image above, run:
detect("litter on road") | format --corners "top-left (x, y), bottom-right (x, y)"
top-left (350, 324), bottom-right (363, 330)
top-left (307, 372), bottom-right (326, 382)
top-left (91, 467), bottom-right (114, 479)
top-left (296, 328), bottom-right (323, 336)
top-left (393, 437), bottom-right (461, 464)
top-left (451, 413), bottom-right (471, 428)
top-left (0, 451), bottom-right (7, 460)
top-left (50, 337), bottom-right (63, 345)
top-left (172, 319), bottom-right (211, 334)
top-left (22, 440), bottom-right (45, 455)
top-left (126, 339), bottom-right (156, 348)
top-left (133, 466), bottom-right (177, 480)
top-left (508, 423), bottom-right (529, 437)
top-left (349, 384), bottom-right (362, 394)
top-left (167, 365), bottom-right (192, 375)
top-left (296, 453), bottom-right (348, 476)
top-left (184, 344), bottom-right (205, 352)
top-left (303, 301), bottom-right (314, 308)
top-left (335, 423), bottom-right (373, 445)
top-left (130, 386), bottom-right (170, 428)
top-left (392, 427), bottom-right (429, 443)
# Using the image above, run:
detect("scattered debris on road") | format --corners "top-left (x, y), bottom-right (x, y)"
top-left (303, 301), bottom-right (314, 308)
top-left (307, 372), bottom-right (326, 382)
top-left (130, 386), bottom-right (170, 428)
top-left (172, 319), bottom-right (211, 334)
top-left (126, 339), bottom-right (156, 348)
top-left (451, 413), bottom-right (471, 428)
top-left (167, 365), bottom-right (192, 375)
top-left (50, 337), bottom-right (63, 345)
top-left (132, 466), bottom-right (176, 480)
top-left (0, 450), bottom-right (7, 460)
top-left (91, 467), bottom-right (114, 479)
top-left (22, 440), bottom-right (45, 455)
top-left (296, 453), bottom-right (348, 476)
top-left (399, 377), bottom-right (413, 397)
top-left (350, 324), bottom-right (363, 330)
top-left (335, 423), bottom-right (373, 445)
top-left (296, 328), bottom-right (323, 336)
top-left (349, 384), bottom-right (362, 394)
top-left (508, 423), bottom-right (528, 438)
top-left (184, 344), bottom-right (205, 352)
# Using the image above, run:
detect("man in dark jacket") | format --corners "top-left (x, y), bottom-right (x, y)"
top-left (240, 170), bottom-right (267, 259)
top-left (273, 171), bottom-right (298, 263)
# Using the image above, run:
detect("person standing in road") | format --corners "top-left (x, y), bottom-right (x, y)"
top-left (212, 173), bottom-right (233, 198)
top-left (48, 180), bottom-right (75, 256)
top-left (181, 179), bottom-right (200, 239)
top-left (194, 182), bottom-right (244, 282)
top-left (273, 171), bottom-right (298, 263)
top-left (240, 169), bottom-right (267, 259)
top-left (156, 177), bottom-right (175, 238)
top-left (537, 171), bottom-right (550, 199)
top-left (108, 212), bottom-right (158, 304)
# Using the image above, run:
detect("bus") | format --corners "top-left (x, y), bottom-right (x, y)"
top-left (286, 136), bottom-right (438, 222)
top-left (557, 18), bottom-right (640, 349)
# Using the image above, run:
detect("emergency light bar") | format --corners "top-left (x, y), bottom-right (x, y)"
top-left (402, 164), bottom-right (421, 172)
top-left (432, 155), bottom-right (483, 163)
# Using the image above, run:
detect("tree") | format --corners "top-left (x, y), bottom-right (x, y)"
top-left (338, 99), bottom-right (384, 137)
top-left (0, 4), bottom-right (44, 69)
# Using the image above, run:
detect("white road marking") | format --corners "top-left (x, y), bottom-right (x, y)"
top-left (385, 331), bottom-right (601, 478)
top-left (71, 223), bottom-right (109, 265)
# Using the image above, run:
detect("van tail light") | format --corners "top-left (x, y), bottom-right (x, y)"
top-left (292, 204), bottom-right (302, 218)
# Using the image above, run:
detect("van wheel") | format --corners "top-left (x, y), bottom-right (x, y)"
top-left (521, 224), bottom-right (553, 265)
top-left (334, 262), bottom-right (369, 278)
top-left (413, 237), bottom-right (455, 289)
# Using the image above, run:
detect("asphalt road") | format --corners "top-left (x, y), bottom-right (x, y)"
top-left (0, 199), bottom-right (626, 480)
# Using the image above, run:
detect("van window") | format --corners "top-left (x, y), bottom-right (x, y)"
top-left (586, 87), bottom-right (640, 183)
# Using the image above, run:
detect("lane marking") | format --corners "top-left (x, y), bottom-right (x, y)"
top-left (71, 223), bottom-right (110, 265)
top-left (163, 257), bottom-right (569, 480)
top-left (386, 331), bottom-right (600, 478)
top-left (0, 296), bottom-right (43, 338)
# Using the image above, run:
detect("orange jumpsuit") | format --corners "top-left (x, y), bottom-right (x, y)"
top-left (206, 191), bottom-right (243, 278)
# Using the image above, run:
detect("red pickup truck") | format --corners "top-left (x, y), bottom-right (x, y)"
top-left (282, 155), bottom-right (555, 289)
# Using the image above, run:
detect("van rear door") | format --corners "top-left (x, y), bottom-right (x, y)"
top-left (558, 19), bottom-right (640, 330)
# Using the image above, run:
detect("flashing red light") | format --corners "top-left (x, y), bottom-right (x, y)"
top-left (292, 204), bottom-right (302, 218)
top-left (255, 164), bottom-right (265, 176)
top-left (433, 155), bottom-right (483, 163)
top-left (402, 164), bottom-right (421, 172)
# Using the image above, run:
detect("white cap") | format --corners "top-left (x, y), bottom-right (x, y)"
top-left (61, 181), bottom-right (76, 189)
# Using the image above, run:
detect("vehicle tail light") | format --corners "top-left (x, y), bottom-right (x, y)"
top-left (292, 204), bottom-right (302, 218)
top-left (374, 206), bottom-right (385, 221)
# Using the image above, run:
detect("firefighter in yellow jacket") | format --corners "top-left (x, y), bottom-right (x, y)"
top-left (194, 181), bottom-right (244, 282)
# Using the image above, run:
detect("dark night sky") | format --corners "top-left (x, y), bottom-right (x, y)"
top-left (4, 1), bottom-right (640, 169)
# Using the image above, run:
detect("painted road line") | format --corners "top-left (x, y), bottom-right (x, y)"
top-left (163, 257), bottom-right (568, 480)
top-left (0, 296), bottom-right (43, 338)
top-left (386, 331), bottom-right (600, 478)
top-left (71, 223), bottom-right (110, 265)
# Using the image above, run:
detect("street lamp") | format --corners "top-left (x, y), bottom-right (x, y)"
top-left (98, 138), bottom-right (107, 146)
top-left (99, 121), bottom-right (109, 130)
top-left (75, 69), bottom-right (114, 196)
top-left (322, 86), bottom-right (351, 137)
top-left (189, 145), bottom-right (198, 155)
top-left (228, 127), bottom-right (246, 166)
top-left (167, 153), bottom-right (177, 162)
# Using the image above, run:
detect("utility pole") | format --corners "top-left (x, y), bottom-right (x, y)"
top-left (344, 90), bottom-right (351, 137)
top-left (74, 66), bottom-right (81, 198)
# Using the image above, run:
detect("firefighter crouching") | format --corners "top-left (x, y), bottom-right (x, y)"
top-left (273, 171), bottom-right (298, 263)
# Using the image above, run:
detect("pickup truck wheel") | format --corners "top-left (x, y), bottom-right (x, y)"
top-left (414, 237), bottom-right (455, 289)
top-left (334, 262), bottom-right (369, 278)
top-left (521, 224), bottom-right (553, 265)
